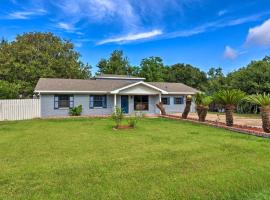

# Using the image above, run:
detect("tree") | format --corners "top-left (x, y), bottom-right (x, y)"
top-left (97, 50), bottom-right (130, 75)
top-left (245, 93), bottom-right (270, 133)
top-left (227, 60), bottom-right (270, 94)
top-left (205, 67), bottom-right (228, 94)
top-left (0, 32), bottom-right (91, 98)
top-left (0, 80), bottom-right (20, 99)
top-left (166, 64), bottom-right (207, 90)
top-left (182, 95), bottom-right (193, 119)
top-left (139, 57), bottom-right (165, 82)
top-left (195, 93), bottom-right (213, 122)
top-left (213, 89), bottom-right (245, 126)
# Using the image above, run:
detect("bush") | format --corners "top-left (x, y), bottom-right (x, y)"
top-left (111, 106), bottom-right (124, 127)
top-left (69, 105), bottom-right (83, 116)
top-left (128, 117), bottom-right (137, 128)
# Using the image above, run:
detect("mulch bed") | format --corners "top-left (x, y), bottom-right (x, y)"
top-left (163, 114), bottom-right (270, 139)
top-left (113, 125), bottom-right (134, 130)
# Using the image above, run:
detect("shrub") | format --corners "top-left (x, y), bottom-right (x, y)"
top-left (112, 106), bottom-right (124, 127)
top-left (128, 117), bottom-right (137, 128)
top-left (69, 105), bottom-right (83, 116)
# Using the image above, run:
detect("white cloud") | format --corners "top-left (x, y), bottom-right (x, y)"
top-left (57, 22), bottom-right (75, 31)
top-left (164, 12), bottom-right (270, 39)
top-left (218, 9), bottom-right (228, 16)
top-left (7, 9), bottom-right (46, 19)
top-left (224, 46), bottom-right (238, 60)
top-left (246, 18), bottom-right (270, 47)
top-left (98, 30), bottom-right (162, 45)
top-left (55, 0), bottom-right (139, 30)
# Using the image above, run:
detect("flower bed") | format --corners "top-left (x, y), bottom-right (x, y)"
top-left (163, 114), bottom-right (270, 139)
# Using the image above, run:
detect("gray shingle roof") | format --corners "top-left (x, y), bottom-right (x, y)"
top-left (35, 78), bottom-right (198, 94)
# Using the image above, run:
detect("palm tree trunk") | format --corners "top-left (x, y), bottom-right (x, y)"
top-left (196, 105), bottom-right (203, 120)
top-left (182, 98), bottom-right (192, 119)
top-left (156, 102), bottom-right (166, 115)
top-left (225, 105), bottom-right (235, 126)
top-left (199, 106), bottom-right (209, 122)
top-left (261, 106), bottom-right (270, 133)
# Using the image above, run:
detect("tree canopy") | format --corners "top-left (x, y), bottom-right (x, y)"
top-left (227, 59), bottom-right (270, 94)
top-left (97, 50), bottom-right (131, 75)
top-left (165, 63), bottom-right (207, 90)
top-left (139, 57), bottom-right (165, 82)
top-left (0, 32), bottom-right (91, 98)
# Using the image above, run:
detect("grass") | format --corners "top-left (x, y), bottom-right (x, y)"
top-left (209, 111), bottom-right (261, 119)
top-left (1, 118), bottom-right (270, 200)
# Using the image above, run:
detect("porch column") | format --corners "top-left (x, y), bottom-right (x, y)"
top-left (114, 94), bottom-right (117, 111)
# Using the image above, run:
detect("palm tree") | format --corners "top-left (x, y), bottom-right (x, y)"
top-left (213, 89), bottom-right (245, 126)
top-left (182, 95), bottom-right (193, 119)
top-left (245, 93), bottom-right (270, 133)
top-left (195, 93), bottom-right (213, 122)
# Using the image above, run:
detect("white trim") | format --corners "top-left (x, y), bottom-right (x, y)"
top-left (167, 92), bottom-right (197, 95)
top-left (111, 81), bottom-right (168, 94)
top-left (35, 90), bottom-right (108, 94)
top-left (95, 76), bottom-right (145, 80)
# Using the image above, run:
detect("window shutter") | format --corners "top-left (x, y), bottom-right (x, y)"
top-left (167, 97), bottom-right (170, 105)
top-left (54, 95), bottom-right (59, 109)
top-left (174, 97), bottom-right (176, 104)
top-left (102, 95), bottom-right (107, 108)
top-left (89, 95), bottom-right (94, 109)
top-left (69, 95), bottom-right (74, 108)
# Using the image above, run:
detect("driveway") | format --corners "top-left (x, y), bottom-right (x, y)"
top-left (171, 112), bottom-right (262, 128)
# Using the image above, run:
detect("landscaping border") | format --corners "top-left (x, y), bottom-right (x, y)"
top-left (162, 114), bottom-right (270, 139)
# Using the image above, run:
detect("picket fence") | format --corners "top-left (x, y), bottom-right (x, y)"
top-left (0, 99), bottom-right (41, 121)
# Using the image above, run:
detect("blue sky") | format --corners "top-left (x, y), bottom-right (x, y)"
top-left (1, 0), bottom-right (270, 74)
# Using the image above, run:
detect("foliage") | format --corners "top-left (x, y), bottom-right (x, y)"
top-left (111, 106), bottom-right (124, 127)
top-left (213, 89), bottom-right (246, 106)
top-left (0, 32), bottom-right (91, 98)
top-left (69, 105), bottom-right (83, 116)
top-left (245, 93), bottom-right (270, 106)
top-left (166, 63), bottom-right (207, 90)
top-left (97, 50), bottom-right (131, 75)
top-left (195, 93), bottom-right (205, 105)
top-left (0, 80), bottom-right (21, 99)
top-left (201, 96), bottom-right (213, 106)
top-left (204, 67), bottom-right (228, 94)
top-left (139, 56), bottom-right (165, 81)
top-left (128, 117), bottom-right (138, 128)
top-left (227, 60), bottom-right (270, 94)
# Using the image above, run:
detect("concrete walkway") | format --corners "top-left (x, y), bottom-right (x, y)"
top-left (171, 112), bottom-right (262, 128)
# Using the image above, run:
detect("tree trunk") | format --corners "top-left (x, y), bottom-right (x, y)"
top-left (196, 105), bottom-right (203, 120)
top-left (182, 98), bottom-right (192, 119)
top-left (225, 105), bottom-right (235, 126)
top-left (156, 102), bottom-right (166, 115)
top-left (199, 106), bottom-right (209, 122)
top-left (261, 106), bottom-right (270, 133)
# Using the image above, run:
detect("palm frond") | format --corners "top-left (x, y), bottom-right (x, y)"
top-left (201, 96), bottom-right (213, 106)
top-left (244, 93), bottom-right (270, 106)
top-left (213, 89), bottom-right (245, 105)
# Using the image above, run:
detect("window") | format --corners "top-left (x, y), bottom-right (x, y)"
top-left (90, 95), bottom-right (107, 108)
top-left (54, 95), bottom-right (74, 109)
top-left (134, 95), bottom-right (148, 111)
top-left (161, 97), bottom-right (170, 105)
top-left (174, 96), bottom-right (184, 104)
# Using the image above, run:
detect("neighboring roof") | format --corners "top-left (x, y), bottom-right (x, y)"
top-left (35, 78), bottom-right (199, 94)
top-left (95, 74), bottom-right (145, 80)
top-left (148, 82), bottom-right (199, 94)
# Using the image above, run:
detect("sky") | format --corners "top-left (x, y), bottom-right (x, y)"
top-left (1, 0), bottom-right (270, 74)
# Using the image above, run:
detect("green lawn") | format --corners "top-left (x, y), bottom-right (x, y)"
top-left (209, 112), bottom-right (261, 119)
top-left (1, 118), bottom-right (270, 200)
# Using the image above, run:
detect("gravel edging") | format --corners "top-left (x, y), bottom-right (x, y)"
top-left (162, 115), bottom-right (270, 139)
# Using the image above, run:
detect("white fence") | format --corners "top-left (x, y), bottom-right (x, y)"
top-left (0, 99), bottom-right (41, 121)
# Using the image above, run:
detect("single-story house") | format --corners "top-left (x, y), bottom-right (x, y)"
top-left (34, 74), bottom-right (199, 117)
